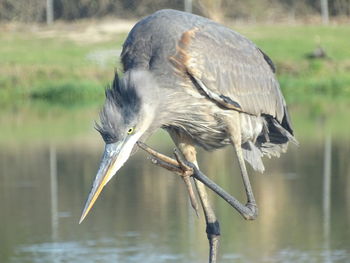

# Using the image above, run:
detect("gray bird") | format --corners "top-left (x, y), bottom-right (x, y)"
top-left (79, 9), bottom-right (297, 262)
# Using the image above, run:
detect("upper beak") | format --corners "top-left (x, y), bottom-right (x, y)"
top-left (79, 135), bottom-right (139, 224)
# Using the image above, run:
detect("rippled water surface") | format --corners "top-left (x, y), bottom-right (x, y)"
top-left (1, 134), bottom-right (349, 262)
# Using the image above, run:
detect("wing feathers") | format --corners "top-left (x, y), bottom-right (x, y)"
top-left (189, 73), bottom-right (246, 113)
top-left (170, 26), bottom-right (286, 122)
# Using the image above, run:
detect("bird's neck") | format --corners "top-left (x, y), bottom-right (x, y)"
top-left (131, 69), bottom-right (191, 132)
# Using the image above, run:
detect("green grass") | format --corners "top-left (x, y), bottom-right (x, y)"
top-left (236, 25), bottom-right (350, 60)
top-left (30, 80), bottom-right (103, 106)
top-left (0, 31), bottom-right (127, 107)
top-left (235, 25), bottom-right (350, 102)
top-left (0, 24), bottom-right (349, 143)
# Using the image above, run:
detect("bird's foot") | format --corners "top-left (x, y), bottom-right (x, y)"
top-left (137, 142), bottom-right (199, 216)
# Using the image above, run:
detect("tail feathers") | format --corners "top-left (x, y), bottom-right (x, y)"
top-left (261, 142), bottom-right (287, 158)
top-left (242, 141), bottom-right (265, 173)
top-left (270, 118), bottom-right (298, 145)
top-left (241, 116), bottom-right (298, 173)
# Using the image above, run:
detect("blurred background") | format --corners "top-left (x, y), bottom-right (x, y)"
top-left (0, 1), bottom-right (349, 262)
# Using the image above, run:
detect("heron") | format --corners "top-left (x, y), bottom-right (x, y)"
top-left (79, 9), bottom-right (297, 262)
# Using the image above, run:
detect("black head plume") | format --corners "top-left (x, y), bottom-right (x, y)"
top-left (96, 71), bottom-right (141, 143)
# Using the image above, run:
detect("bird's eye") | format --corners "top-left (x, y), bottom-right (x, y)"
top-left (127, 127), bottom-right (135, 135)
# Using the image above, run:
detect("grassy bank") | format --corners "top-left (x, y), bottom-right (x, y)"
top-left (1, 24), bottom-right (349, 106)
top-left (0, 26), bottom-right (128, 108)
top-left (0, 22), bottom-right (349, 142)
top-left (236, 25), bottom-right (350, 107)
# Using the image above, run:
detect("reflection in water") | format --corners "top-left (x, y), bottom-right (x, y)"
top-left (0, 136), bottom-right (350, 263)
top-left (49, 145), bottom-right (59, 263)
top-left (323, 135), bottom-right (332, 263)
top-left (50, 146), bottom-right (58, 242)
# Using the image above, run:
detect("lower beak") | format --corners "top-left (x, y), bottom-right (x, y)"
top-left (79, 140), bottom-right (131, 223)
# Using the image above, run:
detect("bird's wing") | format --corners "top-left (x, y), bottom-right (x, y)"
top-left (169, 25), bottom-right (286, 122)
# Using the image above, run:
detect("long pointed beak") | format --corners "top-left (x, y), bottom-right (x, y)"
top-left (79, 134), bottom-right (140, 224)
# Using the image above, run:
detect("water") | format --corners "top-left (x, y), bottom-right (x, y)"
top-left (0, 135), bottom-right (349, 262)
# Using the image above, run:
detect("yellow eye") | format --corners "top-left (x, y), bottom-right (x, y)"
top-left (127, 127), bottom-right (134, 135)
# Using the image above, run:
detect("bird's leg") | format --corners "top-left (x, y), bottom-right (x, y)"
top-left (226, 114), bottom-right (258, 220)
top-left (180, 152), bottom-right (220, 263)
top-left (167, 131), bottom-right (220, 263)
top-left (232, 140), bottom-right (258, 217)
top-left (138, 140), bottom-right (258, 220)
top-left (194, 178), bottom-right (220, 263)
top-left (174, 148), bottom-right (220, 263)
top-left (138, 139), bottom-right (220, 263)
top-left (137, 137), bottom-right (262, 261)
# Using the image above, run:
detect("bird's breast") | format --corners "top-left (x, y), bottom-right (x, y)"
top-left (165, 99), bottom-right (231, 150)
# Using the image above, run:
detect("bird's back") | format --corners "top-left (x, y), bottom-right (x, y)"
top-left (121, 9), bottom-right (259, 79)
top-left (121, 10), bottom-right (209, 71)
top-left (121, 10), bottom-right (286, 122)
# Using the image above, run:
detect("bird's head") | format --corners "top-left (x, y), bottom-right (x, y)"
top-left (79, 70), bottom-right (159, 223)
